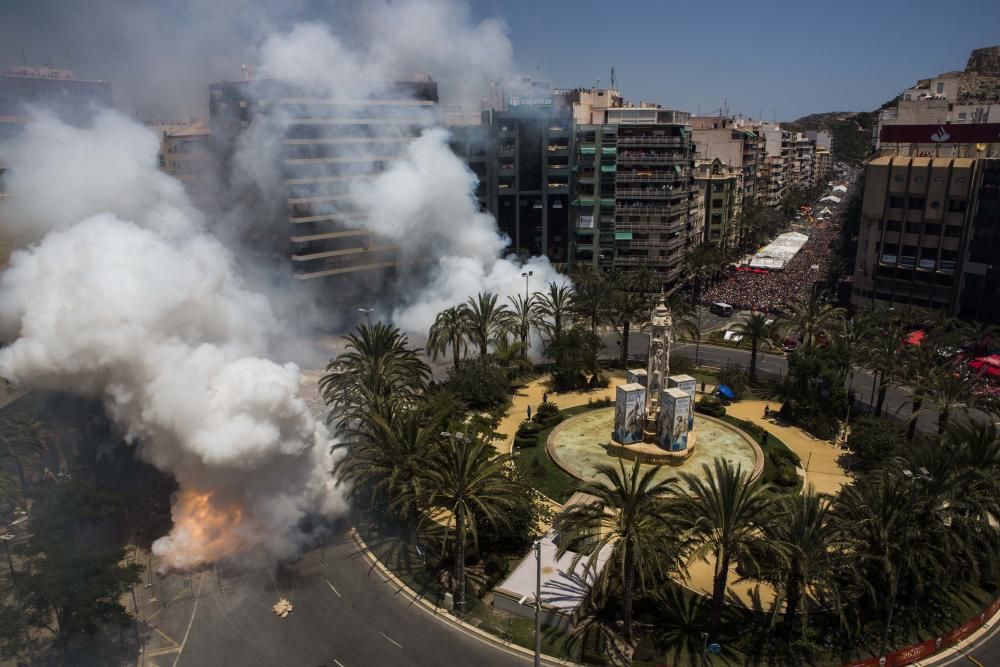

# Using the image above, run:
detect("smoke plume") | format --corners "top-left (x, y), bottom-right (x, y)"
top-left (0, 110), bottom-right (342, 568)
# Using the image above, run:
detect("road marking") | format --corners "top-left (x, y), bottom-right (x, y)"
top-left (171, 574), bottom-right (205, 667)
top-left (966, 656), bottom-right (985, 667)
top-left (326, 579), bottom-right (342, 597)
top-left (380, 631), bottom-right (403, 648)
top-left (334, 660), bottom-right (346, 667)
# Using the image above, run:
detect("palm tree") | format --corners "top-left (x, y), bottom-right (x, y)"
top-left (730, 313), bottom-right (775, 382)
top-left (782, 299), bottom-right (844, 352)
top-left (556, 459), bottom-right (678, 643)
top-left (462, 292), bottom-right (511, 358)
top-left (685, 243), bottom-right (721, 306)
top-left (334, 408), bottom-right (438, 527)
top-left (862, 322), bottom-right (906, 417)
top-left (765, 488), bottom-right (838, 634)
top-left (628, 265), bottom-right (660, 295)
top-left (319, 321), bottom-right (430, 427)
top-left (672, 460), bottom-right (775, 642)
top-left (533, 282), bottom-right (575, 344)
top-left (422, 432), bottom-right (520, 614)
top-left (0, 414), bottom-right (46, 500)
top-left (427, 306), bottom-right (468, 371)
top-left (898, 339), bottom-right (945, 440)
top-left (610, 291), bottom-right (649, 368)
top-left (571, 267), bottom-right (611, 335)
top-left (833, 310), bottom-right (875, 428)
top-left (922, 367), bottom-right (978, 434)
top-left (506, 293), bottom-right (537, 359)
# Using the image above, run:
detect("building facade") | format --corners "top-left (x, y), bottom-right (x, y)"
top-left (0, 66), bottom-right (112, 142)
top-left (851, 155), bottom-right (999, 323)
top-left (694, 158), bottom-right (741, 247)
top-left (209, 78), bottom-right (439, 283)
top-left (159, 120), bottom-right (213, 206)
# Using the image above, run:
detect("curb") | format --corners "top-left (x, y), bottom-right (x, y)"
top-left (348, 525), bottom-right (579, 667)
top-left (911, 601), bottom-right (1000, 666)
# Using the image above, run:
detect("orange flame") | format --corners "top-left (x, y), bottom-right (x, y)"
top-left (156, 489), bottom-right (247, 570)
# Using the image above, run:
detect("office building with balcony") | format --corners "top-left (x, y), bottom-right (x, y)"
top-left (851, 155), bottom-right (1000, 323)
top-left (0, 66), bottom-right (112, 141)
top-left (209, 77), bottom-right (438, 283)
top-left (695, 158), bottom-right (741, 247)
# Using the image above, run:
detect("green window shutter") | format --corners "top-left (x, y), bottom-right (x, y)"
top-left (600, 164), bottom-right (617, 173)
top-left (601, 146), bottom-right (617, 155)
top-left (579, 146), bottom-right (596, 155)
top-left (614, 232), bottom-right (633, 241)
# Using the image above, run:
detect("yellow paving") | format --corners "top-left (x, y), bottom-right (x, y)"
top-left (726, 400), bottom-right (852, 495)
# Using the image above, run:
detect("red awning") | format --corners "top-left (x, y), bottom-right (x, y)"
top-left (905, 330), bottom-right (926, 346)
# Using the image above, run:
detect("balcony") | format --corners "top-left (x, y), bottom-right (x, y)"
top-left (617, 135), bottom-right (684, 147)
top-left (617, 153), bottom-right (686, 165)
top-left (616, 187), bottom-right (683, 198)
top-left (616, 201), bottom-right (687, 216)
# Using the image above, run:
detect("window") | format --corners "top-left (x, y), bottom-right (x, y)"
top-left (944, 225), bottom-right (963, 238)
top-left (948, 200), bottom-right (967, 213)
top-left (929, 200), bottom-right (941, 210)
top-left (936, 82), bottom-right (944, 94)
top-left (908, 198), bottom-right (925, 210)
top-left (905, 221), bottom-right (921, 234)
top-left (889, 196), bottom-right (905, 208)
top-left (958, 112), bottom-right (967, 120)
top-left (894, 174), bottom-right (905, 183)
top-left (914, 175), bottom-right (925, 184)
top-left (905, 94), bottom-right (912, 101)
top-left (886, 220), bottom-right (902, 232)
top-left (924, 223), bottom-right (942, 236)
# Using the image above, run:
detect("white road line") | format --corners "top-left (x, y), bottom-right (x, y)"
top-left (325, 579), bottom-right (342, 597)
top-left (171, 574), bottom-right (205, 667)
top-left (333, 660), bottom-right (346, 667)
top-left (380, 631), bottom-right (403, 649)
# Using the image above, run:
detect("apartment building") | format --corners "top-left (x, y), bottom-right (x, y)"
top-left (694, 158), bottom-right (741, 247)
top-left (851, 155), bottom-right (999, 323)
top-left (759, 124), bottom-right (793, 206)
top-left (208, 77), bottom-right (439, 282)
top-left (572, 107), bottom-right (699, 290)
top-left (159, 120), bottom-right (213, 206)
top-left (0, 66), bottom-right (112, 142)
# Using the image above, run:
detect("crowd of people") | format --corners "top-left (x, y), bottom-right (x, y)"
top-left (701, 215), bottom-right (842, 314)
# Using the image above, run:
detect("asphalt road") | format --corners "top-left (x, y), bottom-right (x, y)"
top-left (144, 527), bottom-right (529, 667)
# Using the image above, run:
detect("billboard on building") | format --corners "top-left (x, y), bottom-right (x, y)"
top-left (658, 388), bottom-right (692, 452)
top-left (878, 123), bottom-right (1000, 144)
top-left (614, 383), bottom-right (646, 444)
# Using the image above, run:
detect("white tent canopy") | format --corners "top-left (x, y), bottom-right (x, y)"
top-left (832, 184), bottom-right (848, 193)
top-left (820, 195), bottom-right (843, 204)
top-left (749, 231), bottom-right (809, 271)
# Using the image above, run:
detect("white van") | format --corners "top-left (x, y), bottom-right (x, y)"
top-left (710, 303), bottom-right (734, 316)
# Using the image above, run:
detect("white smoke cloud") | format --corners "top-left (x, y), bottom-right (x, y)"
top-left (0, 110), bottom-right (342, 569)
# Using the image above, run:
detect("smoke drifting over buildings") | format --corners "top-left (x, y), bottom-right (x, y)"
top-left (0, 0), bottom-right (565, 565)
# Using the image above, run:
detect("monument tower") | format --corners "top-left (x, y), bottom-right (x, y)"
top-left (642, 296), bottom-right (672, 443)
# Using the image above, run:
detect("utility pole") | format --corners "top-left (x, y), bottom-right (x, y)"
top-left (533, 540), bottom-right (542, 667)
top-left (2, 533), bottom-right (33, 665)
top-left (522, 270), bottom-right (533, 303)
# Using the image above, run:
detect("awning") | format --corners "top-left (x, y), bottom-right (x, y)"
top-left (573, 198), bottom-right (595, 207)
top-left (600, 198), bottom-right (616, 207)
top-left (673, 164), bottom-right (682, 174)
top-left (600, 164), bottom-right (617, 172)
top-left (579, 146), bottom-right (596, 155)
top-left (615, 232), bottom-right (633, 240)
top-left (601, 146), bottom-right (617, 155)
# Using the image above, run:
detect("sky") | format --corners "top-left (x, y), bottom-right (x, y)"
top-left (1, 0), bottom-right (998, 121)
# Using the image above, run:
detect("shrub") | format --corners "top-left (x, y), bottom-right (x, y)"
top-left (776, 462), bottom-right (798, 487)
top-left (669, 353), bottom-right (695, 376)
top-left (696, 396), bottom-right (726, 418)
top-left (517, 419), bottom-right (542, 436)
top-left (845, 416), bottom-right (904, 468)
top-left (589, 374), bottom-right (610, 389)
top-left (533, 399), bottom-right (561, 426)
top-left (716, 365), bottom-right (748, 398)
top-left (443, 357), bottom-right (510, 410)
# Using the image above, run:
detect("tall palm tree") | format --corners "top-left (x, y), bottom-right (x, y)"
top-left (898, 339), bottom-right (945, 440)
top-left (731, 313), bottom-right (775, 382)
top-left (765, 488), bottom-right (838, 634)
top-left (672, 460), bottom-right (775, 641)
top-left (922, 367), bottom-right (978, 434)
top-left (533, 282), bottom-right (575, 344)
top-left (462, 292), bottom-right (511, 358)
top-left (627, 265), bottom-right (660, 295)
top-left (422, 432), bottom-right (520, 614)
top-left (610, 291), bottom-right (649, 368)
top-left (506, 293), bottom-right (537, 359)
top-left (427, 306), bottom-right (468, 371)
top-left (862, 322), bottom-right (906, 417)
top-left (571, 267), bottom-right (611, 335)
top-left (685, 243), bottom-right (720, 306)
top-left (782, 299), bottom-right (844, 352)
top-left (556, 459), bottom-right (678, 643)
top-left (833, 310), bottom-right (875, 428)
top-left (0, 414), bottom-right (46, 500)
top-left (334, 408), bottom-right (438, 526)
top-left (319, 321), bottom-right (430, 427)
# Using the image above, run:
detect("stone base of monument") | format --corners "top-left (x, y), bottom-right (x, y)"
top-left (608, 432), bottom-right (697, 466)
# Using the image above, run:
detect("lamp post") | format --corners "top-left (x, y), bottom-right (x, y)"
top-left (2, 530), bottom-right (33, 665)
top-left (521, 270), bottom-right (533, 303)
top-left (358, 307), bottom-right (375, 323)
top-left (533, 539), bottom-right (542, 667)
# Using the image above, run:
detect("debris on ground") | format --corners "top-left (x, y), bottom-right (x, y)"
top-left (272, 598), bottom-right (293, 618)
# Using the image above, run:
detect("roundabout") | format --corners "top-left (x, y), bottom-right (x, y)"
top-left (546, 406), bottom-right (764, 492)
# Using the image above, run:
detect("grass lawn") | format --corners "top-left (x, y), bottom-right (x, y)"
top-left (512, 403), bottom-right (600, 504)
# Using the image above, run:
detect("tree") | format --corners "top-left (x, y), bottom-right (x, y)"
top-left (443, 356), bottom-right (511, 410)
top-left (610, 291), bottom-right (649, 368)
top-left (731, 313), bottom-right (776, 382)
top-left (18, 480), bottom-right (141, 648)
top-left (0, 413), bottom-right (46, 502)
top-left (335, 408), bottom-right (438, 527)
top-left (506, 293), bottom-right (537, 360)
top-left (782, 299), bottom-right (844, 352)
top-left (862, 321), bottom-right (906, 417)
top-left (776, 343), bottom-right (849, 438)
top-left (764, 489), bottom-right (839, 636)
top-left (627, 265), bottom-right (660, 295)
top-left (545, 326), bottom-right (602, 392)
top-left (556, 459), bottom-right (678, 644)
top-left (922, 366), bottom-right (978, 434)
top-left (898, 339), bottom-right (945, 440)
top-left (673, 459), bottom-right (775, 641)
top-left (319, 321), bottom-right (430, 428)
top-left (427, 306), bottom-right (468, 371)
top-left (422, 432), bottom-right (520, 614)
top-left (844, 417), bottom-right (903, 468)
top-left (572, 266), bottom-right (613, 335)
top-left (685, 243), bottom-right (721, 306)
top-left (533, 282), bottom-right (575, 344)
top-left (461, 292), bottom-right (511, 358)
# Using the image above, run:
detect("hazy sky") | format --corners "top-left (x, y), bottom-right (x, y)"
top-left (2, 0), bottom-right (998, 120)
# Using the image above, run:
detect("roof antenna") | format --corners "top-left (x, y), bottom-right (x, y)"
top-left (610, 66), bottom-right (616, 90)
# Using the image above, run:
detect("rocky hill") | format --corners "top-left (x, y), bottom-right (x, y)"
top-left (782, 111), bottom-right (878, 166)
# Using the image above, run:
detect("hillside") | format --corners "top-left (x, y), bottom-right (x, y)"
top-left (783, 111), bottom-right (877, 166)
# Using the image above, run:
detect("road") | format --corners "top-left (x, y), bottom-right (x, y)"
top-left (141, 525), bottom-right (529, 667)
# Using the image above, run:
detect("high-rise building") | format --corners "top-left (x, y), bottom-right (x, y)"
top-left (694, 158), bottom-right (741, 247)
top-left (159, 120), bottom-right (213, 207)
top-left (0, 66), bottom-right (112, 142)
top-left (851, 155), bottom-right (999, 323)
top-left (208, 77), bottom-right (439, 283)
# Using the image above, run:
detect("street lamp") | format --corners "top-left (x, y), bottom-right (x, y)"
top-left (2, 528), bottom-right (34, 665)
top-left (533, 539), bottom-right (542, 667)
top-left (358, 307), bottom-right (375, 323)
top-left (521, 270), bottom-right (533, 302)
